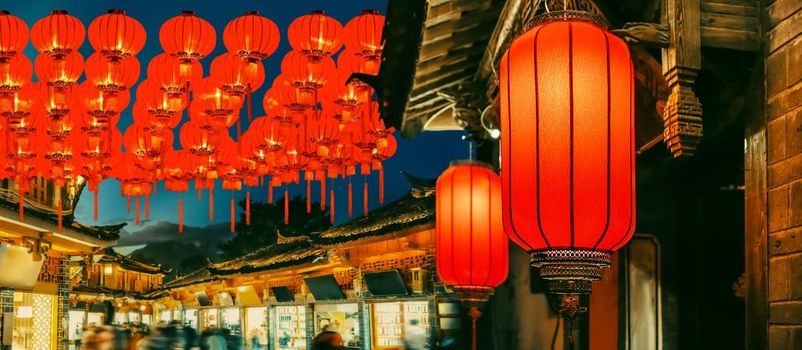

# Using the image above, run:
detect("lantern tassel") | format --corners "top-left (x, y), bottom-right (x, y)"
top-left (135, 196), bottom-right (140, 225)
top-left (58, 199), bottom-right (63, 232)
top-left (306, 180), bottom-right (311, 213)
top-left (284, 188), bottom-right (289, 225)
top-left (209, 187), bottom-right (214, 221)
top-left (19, 194), bottom-right (23, 222)
top-left (230, 196), bottom-right (235, 234)
top-left (268, 185), bottom-right (274, 204)
top-left (127, 195), bottom-right (131, 214)
top-left (178, 198), bottom-right (183, 233)
top-left (93, 188), bottom-right (98, 222)
top-left (247, 85), bottom-right (253, 122)
top-left (379, 166), bottom-right (385, 204)
top-left (363, 179), bottom-right (369, 217)
top-left (246, 190), bottom-right (251, 225)
top-left (348, 181), bottom-right (353, 217)
top-left (468, 308), bottom-right (482, 350)
top-left (320, 179), bottom-right (326, 211)
top-left (330, 188), bottom-right (335, 224)
top-left (145, 194), bottom-right (150, 219)
top-left (198, 187), bottom-right (202, 201)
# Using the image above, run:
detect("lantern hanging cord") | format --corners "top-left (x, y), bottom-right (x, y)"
top-left (479, 105), bottom-right (500, 139)
top-left (550, 317), bottom-right (560, 350)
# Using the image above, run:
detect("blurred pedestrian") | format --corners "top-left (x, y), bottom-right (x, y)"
top-left (311, 324), bottom-right (344, 350)
top-left (404, 319), bottom-right (428, 350)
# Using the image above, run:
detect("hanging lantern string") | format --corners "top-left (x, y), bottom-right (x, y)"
top-left (178, 195), bottom-right (183, 233)
top-left (468, 307), bottom-right (482, 350)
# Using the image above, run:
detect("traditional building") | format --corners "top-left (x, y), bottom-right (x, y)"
top-left (138, 176), bottom-right (467, 350)
top-left (0, 176), bottom-right (121, 350)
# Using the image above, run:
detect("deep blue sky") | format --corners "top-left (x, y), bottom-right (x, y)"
top-left (5, 0), bottom-right (468, 234)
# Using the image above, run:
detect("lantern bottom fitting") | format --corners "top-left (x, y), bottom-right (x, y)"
top-left (451, 286), bottom-right (494, 309)
top-left (530, 249), bottom-right (611, 294)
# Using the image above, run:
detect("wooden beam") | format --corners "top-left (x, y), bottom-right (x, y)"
top-left (701, 26), bottom-right (759, 51)
top-left (414, 57), bottom-right (482, 88)
top-left (426, 0), bottom-right (495, 27)
top-left (410, 73), bottom-right (473, 102)
top-left (700, 11), bottom-right (758, 30)
top-left (422, 2), bottom-right (505, 42)
top-left (419, 24), bottom-right (496, 62)
top-left (701, 1), bottom-right (756, 16)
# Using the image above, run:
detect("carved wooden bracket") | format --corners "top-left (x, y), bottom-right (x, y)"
top-left (661, 0), bottom-right (703, 157)
top-left (436, 82), bottom-right (492, 140)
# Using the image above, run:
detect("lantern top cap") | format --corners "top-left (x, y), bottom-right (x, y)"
top-left (449, 159), bottom-right (495, 170)
top-left (526, 10), bottom-right (607, 31)
top-left (51, 10), bottom-right (69, 15)
top-left (179, 10), bottom-right (196, 16)
top-left (107, 9), bottom-right (126, 15)
top-left (244, 10), bottom-right (259, 15)
top-left (310, 10), bottom-right (325, 15)
top-left (0, 10), bottom-right (9, 15)
top-left (361, 9), bottom-right (380, 15)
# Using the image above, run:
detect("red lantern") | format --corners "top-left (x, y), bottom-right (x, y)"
top-left (85, 53), bottom-right (140, 93)
top-left (0, 11), bottom-right (29, 61)
top-left (0, 83), bottom-right (36, 123)
top-left (88, 9), bottom-right (146, 61)
top-left (281, 50), bottom-right (335, 93)
top-left (499, 13), bottom-right (635, 294)
top-left (159, 11), bottom-right (216, 63)
top-left (210, 53), bottom-right (265, 95)
top-left (191, 77), bottom-right (241, 129)
top-left (0, 54), bottom-right (32, 94)
top-left (223, 11), bottom-right (280, 62)
top-left (179, 120), bottom-right (217, 157)
top-left (136, 79), bottom-right (187, 122)
top-left (147, 53), bottom-right (200, 96)
top-left (34, 51), bottom-right (84, 88)
top-left (436, 160), bottom-right (507, 292)
top-left (31, 10), bottom-right (85, 59)
top-left (288, 10), bottom-right (343, 58)
top-left (79, 82), bottom-right (128, 127)
top-left (343, 10), bottom-right (384, 61)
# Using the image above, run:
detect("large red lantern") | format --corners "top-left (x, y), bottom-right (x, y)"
top-left (223, 11), bottom-right (280, 63)
top-left (0, 11), bottom-right (29, 61)
top-left (499, 12), bottom-right (635, 298)
top-left (287, 10), bottom-right (343, 58)
top-left (88, 9), bottom-right (146, 61)
top-left (31, 10), bottom-right (85, 59)
top-left (343, 10), bottom-right (384, 61)
top-left (159, 11), bottom-right (216, 64)
top-left (436, 161), bottom-right (507, 347)
top-left (281, 50), bottom-right (335, 93)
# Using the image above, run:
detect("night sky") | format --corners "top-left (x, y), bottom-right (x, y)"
top-left (5, 0), bottom-right (467, 240)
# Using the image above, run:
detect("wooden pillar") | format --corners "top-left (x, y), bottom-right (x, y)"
top-left (661, 0), bottom-right (703, 157)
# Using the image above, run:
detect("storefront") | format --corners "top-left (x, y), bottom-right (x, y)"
top-left (313, 303), bottom-right (360, 348)
top-left (244, 307), bottom-right (268, 350)
top-left (12, 292), bottom-right (58, 350)
top-left (369, 301), bottom-right (430, 349)
top-left (159, 309), bottom-right (173, 324)
top-left (199, 308), bottom-right (219, 329)
top-left (184, 308), bottom-right (199, 330)
top-left (220, 307), bottom-right (242, 335)
top-left (67, 307), bottom-right (86, 346)
top-left (271, 305), bottom-right (307, 350)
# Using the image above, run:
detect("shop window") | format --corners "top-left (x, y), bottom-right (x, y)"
top-left (621, 235), bottom-right (662, 350)
top-left (13, 292), bottom-right (56, 350)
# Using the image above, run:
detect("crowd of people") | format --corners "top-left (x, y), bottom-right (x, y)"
top-left (78, 322), bottom-right (243, 350)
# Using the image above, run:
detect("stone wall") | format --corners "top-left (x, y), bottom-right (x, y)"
top-left (765, 0), bottom-right (802, 347)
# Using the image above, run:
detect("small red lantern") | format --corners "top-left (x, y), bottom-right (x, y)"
top-left (287, 10), bottom-right (343, 58)
top-left (88, 9), bottom-right (146, 61)
top-left (159, 11), bottom-right (216, 64)
top-left (0, 11), bottom-right (29, 61)
top-left (31, 10), bottom-right (85, 59)
top-left (223, 11), bottom-right (280, 62)
top-left (499, 12), bottom-right (635, 298)
top-left (343, 10), bottom-right (384, 61)
top-left (85, 53), bottom-right (140, 93)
